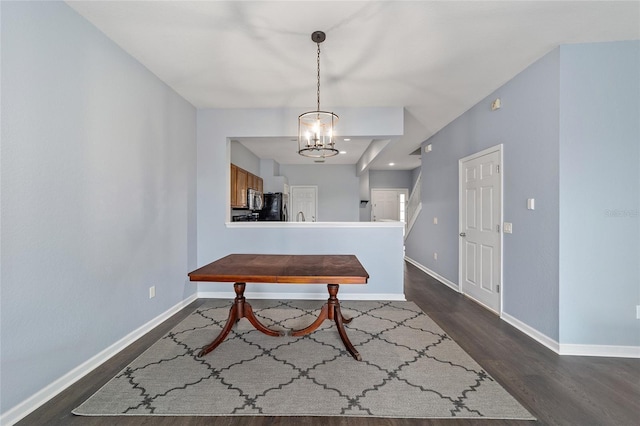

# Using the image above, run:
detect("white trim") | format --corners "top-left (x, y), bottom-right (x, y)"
top-left (406, 202), bottom-right (422, 236)
top-left (290, 185), bottom-right (318, 222)
top-left (501, 312), bottom-right (640, 358)
top-left (458, 144), bottom-right (504, 315)
top-left (0, 294), bottom-right (198, 426)
top-left (559, 344), bottom-right (640, 358)
top-left (404, 256), bottom-right (460, 292)
top-left (463, 293), bottom-right (500, 315)
top-left (459, 144), bottom-right (504, 163)
top-left (501, 312), bottom-right (560, 354)
top-left (197, 290), bottom-right (406, 301)
top-left (406, 170), bottom-right (422, 236)
top-left (6, 272), bottom-right (636, 426)
top-left (370, 187), bottom-right (410, 223)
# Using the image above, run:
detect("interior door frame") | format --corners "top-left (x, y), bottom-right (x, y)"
top-left (290, 185), bottom-right (318, 222)
top-left (458, 144), bottom-right (504, 315)
top-left (370, 188), bottom-right (409, 222)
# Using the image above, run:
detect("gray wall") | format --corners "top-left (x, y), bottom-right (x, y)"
top-left (406, 48), bottom-right (561, 341)
top-left (406, 41), bottom-right (640, 347)
top-left (369, 170), bottom-right (413, 190)
top-left (281, 164), bottom-right (360, 222)
top-left (230, 141), bottom-right (261, 176)
top-left (196, 108), bottom-right (405, 300)
top-left (277, 168), bottom-right (416, 223)
top-left (558, 41), bottom-right (639, 346)
top-left (1, 2), bottom-right (197, 414)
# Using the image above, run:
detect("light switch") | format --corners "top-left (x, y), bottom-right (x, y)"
top-left (527, 198), bottom-right (535, 210)
top-left (503, 222), bottom-right (513, 234)
top-left (433, 217), bottom-right (438, 225)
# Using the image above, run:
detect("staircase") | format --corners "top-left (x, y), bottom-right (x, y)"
top-left (406, 171), bottom-right (422, 238)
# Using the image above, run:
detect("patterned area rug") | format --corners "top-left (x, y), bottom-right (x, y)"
top-left (74, 300), bottom-right (534, 419)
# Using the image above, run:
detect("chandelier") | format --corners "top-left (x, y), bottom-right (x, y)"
top-left (298, 31), bottom-right (339, 158)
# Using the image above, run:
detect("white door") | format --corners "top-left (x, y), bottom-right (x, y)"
top-left (459, 146), bottom-right (502, 313)
top-left (290, 186), bottom-right (317, 222)
top-left (371, 188), bottom-right (408, 222)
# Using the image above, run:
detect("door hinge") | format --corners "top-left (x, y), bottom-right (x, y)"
top-left (496, 224), bottom-right (500, 233)
top-left (496, 285), bottom-right (500, 293)
top-left (496, 165), bottom-right (500, 173)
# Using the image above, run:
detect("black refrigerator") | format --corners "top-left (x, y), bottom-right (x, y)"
top-left (258, 192), bottom-right (288, 221)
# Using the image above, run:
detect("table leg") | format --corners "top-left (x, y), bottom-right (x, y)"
top-left (289, 284), bottom-right (361, 361)
top-left (198, 282), bottom-right (283, 357)
top-left (198, 302), bottom-right (238, 357)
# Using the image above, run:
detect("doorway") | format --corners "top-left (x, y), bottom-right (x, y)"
top-left (371, 188), bottom-right (409, 222)
top-left (458, 145), bottom-right (503, 314)
top-left (290, 185), bottom-right (318, 222)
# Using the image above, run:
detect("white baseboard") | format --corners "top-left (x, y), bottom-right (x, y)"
top-left (405, 257), bottom-right (640, 359)
top-left (559, 343), bottom-right (640, 358)
top-left (501, 313), bottom-right (640, 358)
top-left (0, 294), bottom-right (198, 426)
top-left (501, 312), bottom-right (561, 354)
top-left (6, 272), bottom-right (638, 425)
top-left (404, 256), bottom-right (460, 292)
top-left (197, 291), bottom-right (406, 301)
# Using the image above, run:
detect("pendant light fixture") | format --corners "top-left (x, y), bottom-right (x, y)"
top-left (298, 31), bottom-right (339, 158)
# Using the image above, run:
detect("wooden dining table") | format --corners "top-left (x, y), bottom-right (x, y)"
top-left (188, 254), bottom-right (369, 360)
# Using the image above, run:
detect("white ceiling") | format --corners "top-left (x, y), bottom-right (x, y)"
top-left (66, 1), bottom-right (640, 170)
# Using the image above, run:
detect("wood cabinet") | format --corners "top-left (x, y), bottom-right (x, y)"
top-left (236, 168), bottom-right (248, 208)
top-left (230, 164), bottom-right (238, 207)
top-left (230, 163), bottom-right (263, 209)
top-left (248, 173), bottom-right (256, 193)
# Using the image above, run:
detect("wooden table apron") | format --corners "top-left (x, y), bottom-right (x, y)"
top-left (188, 254), bottom-right (369, 361)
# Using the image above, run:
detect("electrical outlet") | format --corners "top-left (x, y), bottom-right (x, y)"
top-left (433, 217), bottom-right (438, 225)
top-left (149, 286), bottom-right (156, 299)
top-left (433, 252), bottom-right (438, 261)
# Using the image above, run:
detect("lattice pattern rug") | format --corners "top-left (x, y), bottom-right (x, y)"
top-left (74, 300), bottom-right (534, 419)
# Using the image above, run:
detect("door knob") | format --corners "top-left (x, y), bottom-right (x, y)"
top-left (459, 232), bottom-right (466, 237)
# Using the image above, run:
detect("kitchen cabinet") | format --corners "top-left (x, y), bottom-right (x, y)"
top-left (230, 163), bottom-right (263, 209)
top-left (248, 173), bottom-right (257, 193)
top-left (230, 164), bottom-right (238, 207)
top-left (236, 168), bottom-right (248, 208)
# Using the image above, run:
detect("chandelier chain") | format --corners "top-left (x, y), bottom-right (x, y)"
top-left (298, 31), bottom-right (339, 159)
top-left (316, 42), bottom-right (321, 111)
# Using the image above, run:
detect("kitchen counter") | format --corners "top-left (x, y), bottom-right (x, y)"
top-left (226, 221), bottom-right (405, 229)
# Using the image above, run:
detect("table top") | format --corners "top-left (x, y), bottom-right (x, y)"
top-left (188, 254), bottom-right (368, 284)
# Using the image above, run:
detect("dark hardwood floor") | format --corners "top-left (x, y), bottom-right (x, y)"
top-left (18, 261), bottom-right (639, 425)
